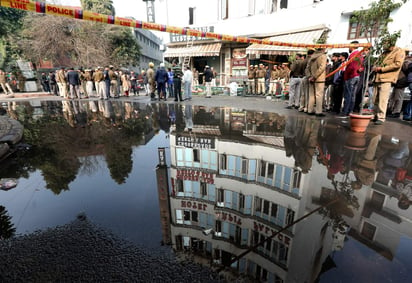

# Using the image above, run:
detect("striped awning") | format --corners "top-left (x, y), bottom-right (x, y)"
top-left (246, 28), bottom-right (327, 56)
top-left (164, 43), bottom-right (222, 58)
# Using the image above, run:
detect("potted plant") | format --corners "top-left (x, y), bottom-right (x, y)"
top-left (348, 0), bottom-right (406, 132)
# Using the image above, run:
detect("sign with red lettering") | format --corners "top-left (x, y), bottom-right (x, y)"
top-left (253, 221), bottom-right (291, 246)
top-left (216, 211), bottom-right (242, 225)
top-left (46, 4), bottom-right (75, 17)
top-left (176, 169), bottom-right (214, 184)
top-left (181, 200), bottom-right (207, 211)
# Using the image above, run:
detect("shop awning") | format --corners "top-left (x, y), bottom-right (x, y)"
top-left (246, 28), bottom-right (328, 56)
top-left (164, 42), bottom-right (222, 58)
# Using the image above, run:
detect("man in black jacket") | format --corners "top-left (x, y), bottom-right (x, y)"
top-left (66, 67), bottom-right (81, 99)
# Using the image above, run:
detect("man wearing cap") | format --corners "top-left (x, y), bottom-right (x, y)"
top-left (279, 63), bottom-right (290, 95)
top-left (298, 49), bottom-right (314, 112)
top-left (204, 65), bottom-right (213, 98)
top-left (307, 47), bottom-right (327, 116)
top-left (269, 65), bottom-right (279, 95)
top-left (147, 62), bottom-right (156, 100)
top-left (84, 69), bottom-right (94, 97)
top-left (254, 65), bottom-right (259, 94)
top-left (93, 67), bottom-right (104, 99)
top-left (172, 61), bottom-right (183, 101)
top-left (372, 37), bottom-right (405, 125)
top-left (256, 64), bottom-right (266, 95)
top-left (247, 65), bottom-right (255, 94)
top-left (108, 65), bottom-right (119, 98)
top-left (56, 67), bottom-right (68, 98)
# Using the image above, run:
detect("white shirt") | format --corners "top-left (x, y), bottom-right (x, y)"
top-left (183, 69), bottom-right (193, 83)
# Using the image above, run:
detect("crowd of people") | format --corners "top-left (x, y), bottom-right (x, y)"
top-left (2, 38), bottom-right (412, 127)
top-left (273, 39), bottom-right (412, 125)
top-left (38, 66), bottom-right (144, 100)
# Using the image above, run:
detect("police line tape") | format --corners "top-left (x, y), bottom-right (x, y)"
top-left (0, 0), bottom-right (372, 49)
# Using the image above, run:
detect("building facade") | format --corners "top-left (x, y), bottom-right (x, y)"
top-left (163, 0), bottom-right (412, 86)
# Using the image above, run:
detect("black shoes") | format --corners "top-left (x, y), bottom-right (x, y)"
top-left (374, 120), bottom-right (384, 125)
top-left (389, 113), bottom-right (400, 118)
top-left (316, 113), bottom-right (326, 117)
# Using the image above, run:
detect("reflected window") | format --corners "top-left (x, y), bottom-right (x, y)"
top-left (193, 149), bottom-right (200, 162)
top-left (255, 197), bottom-right (262, 215)
top-left (259, 161), bottom-right (266, 177)
top-left (286, 208), bottom-right (294, 226)
top-left (267, 163), bottom-right (274, 180)
top-left (220, 154), bottom-right (227, 170)
top-left (183, 210), bottom-right (190, 221)
top-left (361, 222), bottom-right (377, 240)
top-left (176, 179), bottom-right (184, 196)
top-left (191, 211), bottom-right (198, 222)
top-left (263, 200), bottom-right (270, 215)
top-left (292, 169), bottom-right (301, 188)
top-left (200, 182), bottom-right (207, 196)
top-left (241, 159), bottom-right (248, 175)
top-left (271, 203), bottom-right (278, 218)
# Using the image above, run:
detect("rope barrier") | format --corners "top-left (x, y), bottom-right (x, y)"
top-left (0, 0), bottom-right (372, 49)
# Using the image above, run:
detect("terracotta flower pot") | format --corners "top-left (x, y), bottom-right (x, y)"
top-left (349, 113), bottom-right (374, 133)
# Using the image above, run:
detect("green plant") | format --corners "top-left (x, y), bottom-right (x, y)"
top-left (350, 0), bottom-right (407, 111)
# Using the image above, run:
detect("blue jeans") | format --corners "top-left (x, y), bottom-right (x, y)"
top-left (184, 82), bottom-right (192, 100)
top-left (343, 76), bottom-right (359, 114)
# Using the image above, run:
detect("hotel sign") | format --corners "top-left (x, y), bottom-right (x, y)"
top-left (170, 26), bottom-right (215, 43)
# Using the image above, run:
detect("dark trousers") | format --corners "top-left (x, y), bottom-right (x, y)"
top-left (332, 84), bottom-right (344, 113)
top-left (173, 79), bottom-right (182, 101)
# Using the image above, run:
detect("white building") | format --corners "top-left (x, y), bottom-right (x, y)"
top-left (162, 0), bottom-right (412, 86)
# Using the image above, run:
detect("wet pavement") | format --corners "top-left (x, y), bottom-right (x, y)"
top-left (0, 93), bottom-right (412, 282)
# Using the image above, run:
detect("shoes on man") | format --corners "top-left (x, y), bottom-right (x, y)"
top-left (285, 106), bottom-right (293, 109)
top-left (389, 113), bottom-right (400, 118)
top-left (307, 112), bottom-right (315, 116)
top-left (316, 113), bottom-right (326, 117)
top-left (374, 120), bottom-right (384, 125)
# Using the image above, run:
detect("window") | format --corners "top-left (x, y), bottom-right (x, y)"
top-left (189, 7), bottom-right (195, 25)
top-left (348, 15), bottom-right (383, 40)
top-left (219, 0), bottom-right (228, 19)
top-left (280, 0), bottom-right (287, 9)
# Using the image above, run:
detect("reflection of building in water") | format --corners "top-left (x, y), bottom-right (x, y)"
top-left (166, 108), bottom-right (340, 282)
top-left (156, 148), bottom-right (172, 246)
top-left (346, 136), bottom-right (412, 262)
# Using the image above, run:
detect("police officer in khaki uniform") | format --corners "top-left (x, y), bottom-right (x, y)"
top-left (256, 64), bottom-right (266, 95)
top-left (247, 65), bottom-right (255, 94)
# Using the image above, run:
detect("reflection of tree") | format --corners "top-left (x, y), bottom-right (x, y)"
top-left (105, 140), bottom-right (133, 184)
top-left (40, 154), bottom-right (79, 194)
top-left (0, 206), bottom-right (16, 240)
top-left (6, 101), bottom-right (148, 192)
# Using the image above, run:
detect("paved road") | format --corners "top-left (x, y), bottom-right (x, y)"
top-left (1, 91), bottom-right (412, 143)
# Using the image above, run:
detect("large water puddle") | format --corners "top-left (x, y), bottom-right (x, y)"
top-left (1, 100), bottom-right (412, 282)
